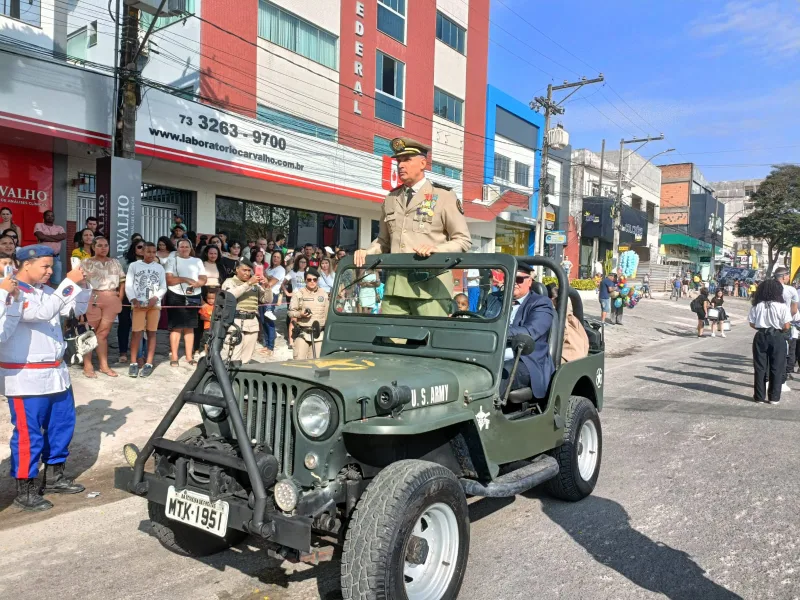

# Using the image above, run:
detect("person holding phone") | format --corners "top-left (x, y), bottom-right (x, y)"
top-left (288, 267), bottom-right (329, 360)
top-left (221, 259), bottom-right (272, 364)
top-left (260, 250), bottom-right (285, 355)
top-left (164, 239), bottom-right (206, 366)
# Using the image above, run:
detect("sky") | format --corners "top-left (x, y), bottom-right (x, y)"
top-left (487, 0), bottom-right (800, 183)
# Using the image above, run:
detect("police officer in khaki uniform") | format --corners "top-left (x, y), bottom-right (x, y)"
top-left (354, 137), bottom-right (471, 316)
top-left (288, 267), bottom-right (329, 359)
top-left (221, 259), bottom-right (272, 364)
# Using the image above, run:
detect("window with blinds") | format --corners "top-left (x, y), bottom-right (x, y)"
top-left (258, 0), bottom-right (338, 70)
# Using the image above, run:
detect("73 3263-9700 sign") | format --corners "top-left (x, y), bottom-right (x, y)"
top-left (165, 486), bottom-right (230, 537)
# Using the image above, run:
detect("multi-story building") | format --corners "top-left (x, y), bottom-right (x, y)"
top-left (0, 0), bottom-right (495, 254)
top-left (569, 148), bottom-right (660, 278)
top-left (658, 163), bottom-right (724, 273)
top-left (709, 178), bottom-right (765, 267)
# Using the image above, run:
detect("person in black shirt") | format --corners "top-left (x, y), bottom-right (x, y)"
top-left (710, 289), bottom-right (727, 338)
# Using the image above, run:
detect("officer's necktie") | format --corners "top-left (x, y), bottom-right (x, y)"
top-left (405, 187), bottom-right (413, 207)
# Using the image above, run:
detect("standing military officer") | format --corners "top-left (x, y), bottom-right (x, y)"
top-left (354, 137), bottom-right (471, 316)
top-left (221, 259), bottom-right (272, 364)
top-left (288, 267), bottom-right (329, 359)
top-left (0, 245), bottom-right (91, 512)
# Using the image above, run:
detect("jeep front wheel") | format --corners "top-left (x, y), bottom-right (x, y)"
top-left (341, 459), bottom-right (470, 600)
top-left (546, 396), bottom-right (602, 501)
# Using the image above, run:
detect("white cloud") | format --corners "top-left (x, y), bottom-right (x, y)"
top-left (689, 0), bottom-right (800, 58)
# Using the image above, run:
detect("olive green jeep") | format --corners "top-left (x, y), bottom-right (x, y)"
top-left (115, 254), bottom-right (604, 600)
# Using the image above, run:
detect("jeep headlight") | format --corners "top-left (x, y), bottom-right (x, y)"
top-left (296, 391), bottom-right (338, 440)
top-left (201, 379), bottom-right (226, 421)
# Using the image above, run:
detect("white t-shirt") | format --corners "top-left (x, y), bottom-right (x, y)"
top-left (125, 260), bottom-right (167, 306)
top-left (782, 284), bottom-right (799, 339)
top-left (319, 271), bottom-right (335, 293)
top-left (266, 265), bottom-right (286, 295)
top-left (285, 269), bottom-right (306, 291)
top-left (749, 301), bottom-right (791, 330)
top-left (165, 256), bottom-right (204, 296)
top-left (466, 269), bottom-right (480, 287)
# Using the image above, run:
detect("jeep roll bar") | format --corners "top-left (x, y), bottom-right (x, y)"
top-left (517, 256), bottom-right (568, 367)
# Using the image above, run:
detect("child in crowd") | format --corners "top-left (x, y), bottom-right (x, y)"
top-left (198, 287), bottom-right (216, 356)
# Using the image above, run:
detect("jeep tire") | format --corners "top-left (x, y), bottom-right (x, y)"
top-left (341, 459), bottom-right (470, 600)
top-left (546, 395), bottom-right (602, 501)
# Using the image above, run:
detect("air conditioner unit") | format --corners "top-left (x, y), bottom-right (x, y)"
top-left (124, 0), bottom-right (187, 17)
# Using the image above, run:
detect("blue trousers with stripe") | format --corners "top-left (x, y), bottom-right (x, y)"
top-left (468, 287), bottom-right (481, 312)
top-left (8, 388), bottom-right (76, 480)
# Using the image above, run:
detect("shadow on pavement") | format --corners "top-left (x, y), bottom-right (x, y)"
top-left (648, 365), bottom-right (734, 384)
top-left (542, 495), bottom-right (743, 600)
top-left (654, 328), bottom-right (699, 338)
top-left (0, 398), bottom-right (131, 514)
top-left (635, 375), bottom-right (755, 403)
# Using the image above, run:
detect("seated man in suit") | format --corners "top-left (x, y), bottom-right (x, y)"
top-left (499, 264), bottom-right (556, 399)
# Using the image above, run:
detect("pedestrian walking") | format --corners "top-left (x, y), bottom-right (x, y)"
top-left (749, 279), bottom-right (792, 405)
top-left (774, 267), bottom-right (799, 388)
top-left (354, 137), bottom-right (470, 316)
top-left (642, 271), bottom-right (651, 298)
top-left (221, 259), bottom-right (272, 364)
top-left (598, 272), bottom-right (616, 324)
top-left (709, 289), bottom-right (727, 337)
top-left (288, 267), bottom-right (329, 359)
top-left (692, 287), bottom-right (710, 337)
top-left (0, 245), bottom-right (91, 511)
top-left (670, 275), bottom-right (681, 301)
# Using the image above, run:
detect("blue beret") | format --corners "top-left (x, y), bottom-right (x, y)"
top-left (16, 244), bottom-right (55, 260)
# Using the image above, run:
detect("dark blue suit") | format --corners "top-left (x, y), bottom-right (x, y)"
top-left (502, 292), bottom-right (555, 399)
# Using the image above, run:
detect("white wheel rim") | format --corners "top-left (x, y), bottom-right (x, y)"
top-left (577, 420), bottom-right (599, 481)
top-left (403, 502), bottom-right (460, 600)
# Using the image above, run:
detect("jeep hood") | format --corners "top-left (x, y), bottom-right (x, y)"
top-left (247, 351), bottom-right (494, 421)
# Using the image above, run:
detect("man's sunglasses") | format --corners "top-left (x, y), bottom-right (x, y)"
top-left (515, 275), bottom-right (530, 284)
top-left (306, 276), bottom-right (318, 282)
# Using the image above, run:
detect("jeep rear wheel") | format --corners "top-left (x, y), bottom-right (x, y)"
top-left (341, 460), bottom-right (470, 600)
top-left (546, 396), bottom-right (602, 501)
top-left (148, 500), bottom-right (248, 557)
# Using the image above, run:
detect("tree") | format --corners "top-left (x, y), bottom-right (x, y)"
top-left (733, 165), bottom-right (800, 274)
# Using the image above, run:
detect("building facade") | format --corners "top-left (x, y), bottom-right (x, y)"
top-left (570, 148), bottom-right (660, 278)
top-left (0, 0), bottom-right (494, 257)
top-left (478, 85), bottom-right (543, 256)
top-left (709, 178), bottom-right (765, 267)
top-left (659, 163), bottom-right (723, 273)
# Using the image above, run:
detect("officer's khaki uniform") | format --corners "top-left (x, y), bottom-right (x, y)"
top-left (221, 276), bottom-right (272, 364)
top-left (288, 286), bottom-right (329, 359)
top-left (366, 178), bottom-right (471, 316)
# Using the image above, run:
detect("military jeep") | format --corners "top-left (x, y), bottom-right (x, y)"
top-left (115, 254), bottom-right (604, 600)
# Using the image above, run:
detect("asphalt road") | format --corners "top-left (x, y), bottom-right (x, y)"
top-left (1, 297), bottom-right (799, 599)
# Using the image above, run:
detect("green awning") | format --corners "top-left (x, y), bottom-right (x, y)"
top-left (660, 233), bottom-right (713, 252)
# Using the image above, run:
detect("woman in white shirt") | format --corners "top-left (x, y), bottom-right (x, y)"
top-left (164, 239), bottom-right (207, 366)
top-left (201, 245), bottom-right (225, 288)
top-left (318, 257), bottom-right (335, 294)
top-left (259, 250), bottom-right (286, 355)
top-left (749, 278), bottom-right (792, 405)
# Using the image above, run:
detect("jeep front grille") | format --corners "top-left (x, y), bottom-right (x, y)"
top-left (235, 377), bottom-right (298, 476)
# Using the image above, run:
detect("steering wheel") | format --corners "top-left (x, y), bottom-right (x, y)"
top-left (451, 310), bottom-right (486, 320)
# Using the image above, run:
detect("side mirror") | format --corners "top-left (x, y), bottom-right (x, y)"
top-left (511, 333), bottom-right (535, 356)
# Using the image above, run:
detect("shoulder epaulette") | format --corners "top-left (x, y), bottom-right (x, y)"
top-left (432, 182), bottom-right (453, 192)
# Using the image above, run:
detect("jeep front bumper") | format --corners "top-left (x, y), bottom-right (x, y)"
top-left (114, 467), bottom-right (312, 553)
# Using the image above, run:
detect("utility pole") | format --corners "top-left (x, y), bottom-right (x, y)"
top-left (591, 139), bottom-right (605, 271)
top-left (531, 75), bottom-right (604, 278)
top-left (710, 198), bottom-right (719, 278)
top-left (114, 4), bottom-right (140, 159)
top-left (612, 134), bottom-right (665, 270)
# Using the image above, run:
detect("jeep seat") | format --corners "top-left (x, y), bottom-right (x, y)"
top-left (507, 387), bottom-right (534, 404)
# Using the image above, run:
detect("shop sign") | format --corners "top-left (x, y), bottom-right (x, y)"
top-left (545, 231), bottom-right (566, 245)
top-left (665, 244), bottom-right (690, 259)
top-left (353, 2), bottom-right (365, 116)
top-left (618, 245), bottom-right (630, 252)
top-left (0, 143), bottom-right (53, 246)
top-left (95, 157), bottom-right (142, 259)
top-left (544, 208), bottom-right (556, 230)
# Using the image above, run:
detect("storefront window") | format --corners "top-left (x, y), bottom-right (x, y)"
top-left (216, 196), bottom-right (359, 250)
top-left (495, 222), bottom-right (529, 256)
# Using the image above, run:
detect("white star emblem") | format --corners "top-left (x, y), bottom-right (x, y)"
top-left (476, 406), bottom-right (491, 431)
top-left (596, 368), bottom-right (603, 388)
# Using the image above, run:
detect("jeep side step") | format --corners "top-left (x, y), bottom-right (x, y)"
top-left (459, 455), bottom-right (559, 498)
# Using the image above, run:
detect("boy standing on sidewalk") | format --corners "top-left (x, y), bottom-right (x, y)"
top-left (125, 242), bottom-right (167, 377)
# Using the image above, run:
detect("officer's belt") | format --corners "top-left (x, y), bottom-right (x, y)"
top-left (235, 311), bottom-right (258, 320)
top-left (0, 360), bottom-right (62, 369)
top-left (297, 325), bottom-right (324, 332)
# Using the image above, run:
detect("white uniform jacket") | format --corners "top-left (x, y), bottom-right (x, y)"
top-left (0, 287), bottom-right (23, 343)
top-left (0, 278), bottom-right (91, 397)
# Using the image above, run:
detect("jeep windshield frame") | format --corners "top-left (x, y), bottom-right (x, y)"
top-left (321, 254), bottom-right (569, 377)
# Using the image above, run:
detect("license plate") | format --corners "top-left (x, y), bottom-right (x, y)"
top-left (165, 486), bottom-right (230, 537)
